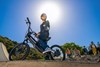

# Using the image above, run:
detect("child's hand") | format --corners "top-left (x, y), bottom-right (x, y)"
top-left (36, 32), bottom-right (40, 37)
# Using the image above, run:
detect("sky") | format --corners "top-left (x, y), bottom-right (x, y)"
top-left (0, 0), bottom-right (100, 47)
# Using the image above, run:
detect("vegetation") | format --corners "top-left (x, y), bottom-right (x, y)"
top-left (0, 35), bottom-right (17, 53)
top-left (26, 48), bottom-right (43, 60)
top-left (62, 42), bottom-right (83, 54)
top-left (0, 35), bottom-right (83, 60)
top-left (0, 35), bottom-right (43, 60)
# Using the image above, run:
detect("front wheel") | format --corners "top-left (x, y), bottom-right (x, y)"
top-left (9, 43), bottom-right (30, 60)
top-left (50, 45), bottom-right (65, 61)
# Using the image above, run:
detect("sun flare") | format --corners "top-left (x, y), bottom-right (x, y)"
top-left (36, 1), bottom-right (62, 26)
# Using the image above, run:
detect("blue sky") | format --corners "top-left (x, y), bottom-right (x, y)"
top-left (0, 0), bottom-right (100, 47)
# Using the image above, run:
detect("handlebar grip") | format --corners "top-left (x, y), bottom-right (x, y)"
top-left (27, 17), bottom-right (31, 24)
top-left (27, 17), bottom-right (29, 22)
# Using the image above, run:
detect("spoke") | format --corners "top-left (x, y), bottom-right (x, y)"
top-left (11, 44), bottom-right (28, 60)
top-left (52, 47), bottom-right (63, 60)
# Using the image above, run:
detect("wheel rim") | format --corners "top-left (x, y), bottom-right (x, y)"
top-left (51, 46), bottom-right (64, 61)
top-left (10, 44), bottom-right (29, 60)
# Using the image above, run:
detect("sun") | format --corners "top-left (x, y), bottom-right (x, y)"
top-left (36, 1), bottom-right (62, 26)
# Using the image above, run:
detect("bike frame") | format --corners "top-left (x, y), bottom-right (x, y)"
top-left (23, 17), bottom-right (44, 53)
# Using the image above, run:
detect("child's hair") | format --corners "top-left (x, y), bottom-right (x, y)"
top-left (41, 13), bottom-right (47, 18)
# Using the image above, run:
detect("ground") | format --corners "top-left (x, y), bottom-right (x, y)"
top-left (0, 60), bottom-right (100, 67)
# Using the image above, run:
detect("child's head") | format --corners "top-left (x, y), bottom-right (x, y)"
top-left (41, 13), bottom-right (47, 22)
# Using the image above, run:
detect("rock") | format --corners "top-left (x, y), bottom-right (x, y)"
top-left (0, 42), bottom-right (9, 61)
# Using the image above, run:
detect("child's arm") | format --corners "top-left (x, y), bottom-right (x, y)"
top-left (46, 20), bottom-right (50, 31)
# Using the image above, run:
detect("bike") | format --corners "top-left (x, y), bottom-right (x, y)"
top-left (9, 17), bottom-right (65, 61)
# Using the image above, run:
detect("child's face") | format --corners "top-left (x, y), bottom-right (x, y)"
top-left (41, 15), bottom-right (46, 21)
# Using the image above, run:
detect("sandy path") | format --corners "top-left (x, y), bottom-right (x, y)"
top-left (0, 60), bottom-right (100, 67)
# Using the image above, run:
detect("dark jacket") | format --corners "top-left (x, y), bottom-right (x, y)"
top-left (39, 20), bottom-right (50, 41)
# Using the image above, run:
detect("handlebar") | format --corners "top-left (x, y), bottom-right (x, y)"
top-left (25, 17), bottom-right (37, 36)
top-left (26, 17), bottom-right (31, 24)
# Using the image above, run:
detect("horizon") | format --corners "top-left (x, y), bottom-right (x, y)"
top-left (0, 0), bottom-right (100, 47)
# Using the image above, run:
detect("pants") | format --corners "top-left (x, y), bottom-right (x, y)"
top-left (38, 32), bottom-right (49, 51)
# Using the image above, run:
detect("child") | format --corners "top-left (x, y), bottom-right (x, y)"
top-left (36, 13), bottom-right (52, 54)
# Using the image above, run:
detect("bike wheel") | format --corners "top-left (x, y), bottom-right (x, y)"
top-left (50, 45), bottom-right (65, 61)
top-left (9, 43), bottom-right (30, 60)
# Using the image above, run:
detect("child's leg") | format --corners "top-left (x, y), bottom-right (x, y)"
top-left (38, 33), bottom-right (49, 50)
top-left (38, 39), bottom-right (49, 51)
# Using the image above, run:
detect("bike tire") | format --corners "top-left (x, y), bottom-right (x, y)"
top-left (50, 45), bottom-right (66, 61)
top-left (9, 43), bottom-right (30, 60)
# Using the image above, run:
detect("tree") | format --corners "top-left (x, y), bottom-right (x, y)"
top-left (62, 42), bottom-right (83, 54)
top-left (0, 35), bottom-right (17, 53)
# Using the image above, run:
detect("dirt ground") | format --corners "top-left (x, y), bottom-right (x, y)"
top-left (0, 60), bottom-right (100, 67)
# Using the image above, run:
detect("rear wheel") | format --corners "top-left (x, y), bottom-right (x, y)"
top-left (9, 43), bottom-right (30, 60)
top-left (50, 45), bottom-right (65, 61)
